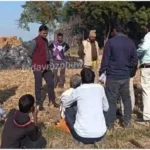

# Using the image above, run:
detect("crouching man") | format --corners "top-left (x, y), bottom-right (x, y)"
top-left (54, 74), bottom-right (81, 133)
top-left (1, 94), bottom-right (47, 148)
top-left (64, 68), bottom-right (109, 144)
top-left (60, 74), bottom-right (81, 118)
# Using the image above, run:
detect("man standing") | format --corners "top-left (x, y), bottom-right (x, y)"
top-left (99, 24), bottom-right (138, 128)
top-left (137, 24), bottom-right (150, 122)
top-left (78, 30), bottom-right (100, 82)
top-left (49, 33), bottom-right (70, 88)
top-left (119, 29), bottom-right (137, 115)
top-left (29, 25), bottom-right (59, 110)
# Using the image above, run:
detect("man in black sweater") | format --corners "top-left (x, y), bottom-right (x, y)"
top-left (1, 94), bottom-right (46, 148)
top-left (99, 24), bottom-right (138, 128)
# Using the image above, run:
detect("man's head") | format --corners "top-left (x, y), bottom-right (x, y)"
top-left (89, 30), bottom-right (96, 42)
top-left (80, 68), bottom-right (95, 84)
top-left (57, 33), bottom-right (63, 43)
top-left (124, 28), bottom-right (130, 38)
top-left (70, 74), bottom-right (82, 89)
top-left (19, 94), bottom-right (35, 113)
top-left (39, 25), bottom-right (48, 39)
top-left (112, 24), bottom-right (124, 36)
top-left (111, 28), bottom-right (117, 37)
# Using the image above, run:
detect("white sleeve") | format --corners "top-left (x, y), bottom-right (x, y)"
top-left (137, 34), bottom-right (150, 58)
top-left (61, 94), bottom-right (70, 108)
top-left (28, 40), bottom-right (36, 58)
top-left (62, 89), bottom-right (78, 108)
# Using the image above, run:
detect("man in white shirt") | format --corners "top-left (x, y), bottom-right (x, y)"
top-left (64, 68), bottom-right (109, 144)
top-left (137, 24), bottom-right (150, 122)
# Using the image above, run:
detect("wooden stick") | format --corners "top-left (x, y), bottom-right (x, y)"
top-left (129, 139), bottom-right (145, 148)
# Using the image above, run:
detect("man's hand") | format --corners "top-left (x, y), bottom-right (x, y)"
top-left (99, 80), bottom-right (104, 85)
top-left (32, 106), bottom-right (39, 125)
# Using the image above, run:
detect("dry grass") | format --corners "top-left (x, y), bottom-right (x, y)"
top-left (0, 53), bottom-right (149, 148)
top-left (0, 69), bottom-right (81, 125)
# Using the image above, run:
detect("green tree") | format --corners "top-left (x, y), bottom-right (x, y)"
top-left (18, 1), bottom-right (63, 31)
top-left (62, 2), bottom-right (150, 45)
top-left (63, 2), bottom-right (135, 39)
top-left (18, 1), bottom-right (150, 46)
top-left (127, 3), bottom-right (150, 42)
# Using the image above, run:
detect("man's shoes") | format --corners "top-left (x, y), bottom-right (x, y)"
top-left (136, 118), bottom-right (150, 123)
top-left (121, 121), bottom-right (132, 128)
top-left (53, 103), bottom-right (60, 108)
top-left (48, 103), bottom-right (60, 108)
top-left (37, 105), bottom-right (45, 111)
top-left (107, 124), bottom-right (114, 130)
top-left (116, 109), bottom-right (123, 117)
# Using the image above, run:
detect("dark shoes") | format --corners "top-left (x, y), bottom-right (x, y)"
top-left (136, 119), bottom-right (150, 122)
top-left (107, 124), bottom-right (114, 130)
top-left (38, 105), bottom-right (45, 111)
top-left (53, 103), bottom-right (60, 108)
top-left (107, 121), bottom-right (132, 129)
top-left (121, 121), bottom-right (132, 128)
top-left (37, 103), bottom-right (59, 111)
top-left (136, 118), bottom-right (150, 123)
top-left (48, 102), bottom-right (60, 108)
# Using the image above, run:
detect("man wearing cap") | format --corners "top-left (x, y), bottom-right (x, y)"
top-left (78, 30), bottom-right (100, 81)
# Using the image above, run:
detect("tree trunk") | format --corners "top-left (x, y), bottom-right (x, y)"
top-left (104, 24), bottom-right (111, 46)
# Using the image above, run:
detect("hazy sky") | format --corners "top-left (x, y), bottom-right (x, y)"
top-left (0, 1), bottom-right (47, 41)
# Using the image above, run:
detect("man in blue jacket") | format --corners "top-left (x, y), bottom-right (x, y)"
top-left (99, 24), bottom-right (138, 128)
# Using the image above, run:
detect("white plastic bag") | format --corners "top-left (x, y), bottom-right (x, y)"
top-left (99, 73), bottom-right (106, 84)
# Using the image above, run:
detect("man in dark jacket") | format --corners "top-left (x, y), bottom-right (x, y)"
top-left (1, 94), bottom-right (46, 148)
top-left (118, 29), bottom-right (138, 115)
top-left (29, 25), bottom-right (59, 110)
top-left (99, 24), bottom-right (138, 128)
top-left (49, 33), bottom-right (70, 88)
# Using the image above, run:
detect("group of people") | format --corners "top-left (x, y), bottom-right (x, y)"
top-left (0, 22), bottom-right (150, 148)
top-left (100, 23), bottom-right (150, 127)
top-left (29, 25), bottom-right (70, 111)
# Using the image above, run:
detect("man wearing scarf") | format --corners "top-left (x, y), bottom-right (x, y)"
top-left (78, 30), bottom-right (100, 82)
